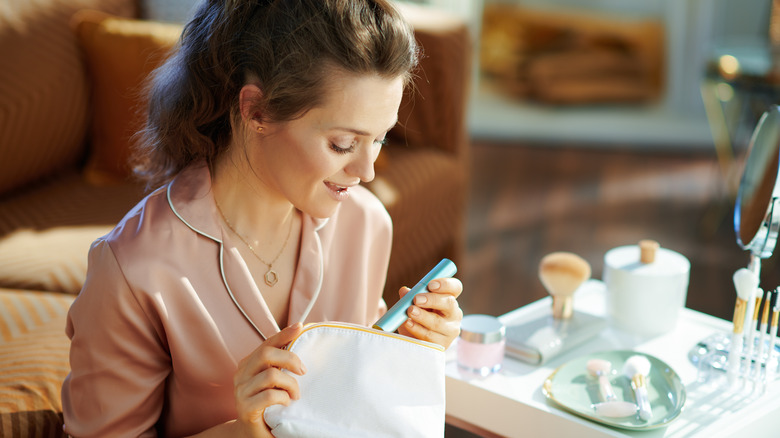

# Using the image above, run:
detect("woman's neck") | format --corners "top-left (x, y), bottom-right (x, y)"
top-left (212, 147), bottom-right (300, 328)
top-left (211, 150), bottom-right (297, 249)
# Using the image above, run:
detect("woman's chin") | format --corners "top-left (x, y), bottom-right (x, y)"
top-left (299, 202), bottom-right (340, 220)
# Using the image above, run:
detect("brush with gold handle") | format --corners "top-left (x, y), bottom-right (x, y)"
top-left (728, 268), bottom-right (758, 386)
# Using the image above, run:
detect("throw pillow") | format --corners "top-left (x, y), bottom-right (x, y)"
top-left (0, 0), bottom-right (136, 195)
top-left (71, 10), bottom-right (182, 184)
top-left (0, 288), bottom-right (75, 436)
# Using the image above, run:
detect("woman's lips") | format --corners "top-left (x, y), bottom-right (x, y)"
top-left (324, 181), bottom-right (351, 201)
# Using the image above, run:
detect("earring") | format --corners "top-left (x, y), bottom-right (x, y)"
top-left (256, 125), bottom-right (264, 133)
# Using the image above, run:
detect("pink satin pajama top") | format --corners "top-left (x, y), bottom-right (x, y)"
top-left (61, 163), bottom-right (392, 437)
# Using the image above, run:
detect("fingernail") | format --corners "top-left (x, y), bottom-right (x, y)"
top-left (301, 363), bottom-right (308, 374)
top-left (406, 319), bottom-right (414, 328)
top-left (410, 306), bottom-right (420, 316)
top-left (415, 295), bottom-right (427, 305)
top-left (428, 281), bottom-right (440, 291)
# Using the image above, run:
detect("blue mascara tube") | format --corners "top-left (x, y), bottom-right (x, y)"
top-left (373, 258), bottom-right (457, 332)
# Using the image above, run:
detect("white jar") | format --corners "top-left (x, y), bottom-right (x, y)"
top-left (603, 241), bottom-right (690, 336)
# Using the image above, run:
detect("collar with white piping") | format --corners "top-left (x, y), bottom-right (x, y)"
top-left (164, 163), bottom-right (327, 340)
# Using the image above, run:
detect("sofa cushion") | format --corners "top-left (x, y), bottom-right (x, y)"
top-left (0, 0), bottom-right (137, 196)
top-left (0, 288), bottom-right (74, 437)
top-left (72, 10), bottom-right (182, 184)
top-left (0, 170), bottom-right (144, 294)
top-left (390, 3), bottom-right (471, 159)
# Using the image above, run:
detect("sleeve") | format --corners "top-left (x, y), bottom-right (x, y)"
top-left (62, 238), bottom-right (169, 438)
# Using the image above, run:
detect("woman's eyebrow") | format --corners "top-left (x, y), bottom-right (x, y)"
top-left (332, 119), bottom-right (398, 137)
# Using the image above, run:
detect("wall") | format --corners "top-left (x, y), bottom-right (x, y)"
top-left (462, 0), bottom-right (771, 147)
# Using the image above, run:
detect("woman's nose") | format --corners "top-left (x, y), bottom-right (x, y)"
top-left (345, 143), bottom-right (378, 183)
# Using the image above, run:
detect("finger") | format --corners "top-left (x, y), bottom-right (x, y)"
top-left (407, 304), bottom-right (447, 334)
top-left (409, 299), bottom-right (461, 332)
top-left (397, 286), bottom-right (410, 299)
top-left (238, 323), bottom-right (304, 371)
top-left (238, 387), bottom-right (295, 424)
top-left (412, 292), bottom-right (460, 315)
top-left (426, 278), bottom-right (463, 298)
top-left (400, 317), bottom-right (450, 347)
top-left (237, 366), bottom-right (302, 402)
top-left (236, 325), bottom-right (306, 381)
top-left (268, 322), bottom-right (306, 348)
top-left (407, 293), bottom-right (462, 343)
top-left (236, 348), bottom-right (306, 386)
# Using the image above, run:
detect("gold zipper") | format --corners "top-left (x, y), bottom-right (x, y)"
top-left (287, 322), bottom-right (445, 352)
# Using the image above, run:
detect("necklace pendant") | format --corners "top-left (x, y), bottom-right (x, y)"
top-left (264, 269), bottom-right (278, 287)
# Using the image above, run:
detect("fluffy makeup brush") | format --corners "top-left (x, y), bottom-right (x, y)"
top-left (586, 358), bottom-right (617, 402)
top-left (624, 355), bottom-right (652, 421)
top-left (728, 268), bottom-right (759, 385)
top-left (539, 252), bottom-right (591, 320)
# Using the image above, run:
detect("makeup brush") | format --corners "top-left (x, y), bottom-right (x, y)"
top-left (623, 355), bottom-right (652, 421)
top-left (728, 268), bottom-right (758, 385)
top-left (539, 252), bottom-right (591, 320)
top-left (763, 290), bottom-right (779, 391)
top-left (742, 288), bottom-right (764, 381)
top-left (753, 289), bottom-right (772, 382)
top-left (586, 358), bottom-right (617, 402)
top-left (765, 290), bottom-right (779, 389)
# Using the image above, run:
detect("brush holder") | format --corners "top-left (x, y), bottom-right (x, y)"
top-left (689, 331), bottom-right (780, 385)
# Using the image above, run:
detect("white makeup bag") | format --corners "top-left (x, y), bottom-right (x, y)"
top-left (263, 322), bottom-right (446, 438)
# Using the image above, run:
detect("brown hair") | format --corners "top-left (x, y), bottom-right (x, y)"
top-left (133, 0), bottom-right (418, 189)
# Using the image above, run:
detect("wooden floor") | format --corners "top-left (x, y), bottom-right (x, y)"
top-left (445, 139), bottom-right (780, 437)
top-left (456, 140), bottom-right (780, 323)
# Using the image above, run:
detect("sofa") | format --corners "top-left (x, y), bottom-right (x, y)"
top-left (0, 0), bottom-right (471, 434)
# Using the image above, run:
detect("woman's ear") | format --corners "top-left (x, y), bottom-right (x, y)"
top-left (239, 84), bottom-right (264, 131)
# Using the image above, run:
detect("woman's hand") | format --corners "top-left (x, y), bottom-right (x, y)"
top-left (233, 323), bottom-right (306, 438)
top-left (397, 278), bottom-right (463, 349)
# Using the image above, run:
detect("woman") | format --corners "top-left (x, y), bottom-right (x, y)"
top-left (61, 0), bottom-right (463, 436)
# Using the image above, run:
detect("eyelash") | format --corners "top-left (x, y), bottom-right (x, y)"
top-left (330, 143), bottom-right (355, 154)
top-left (330, 139), bottom-right (387, 154)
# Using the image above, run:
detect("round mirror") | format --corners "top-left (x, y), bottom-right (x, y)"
top-left (734, 105), bottom-right (780, 258)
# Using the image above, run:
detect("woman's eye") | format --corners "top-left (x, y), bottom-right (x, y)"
top-left (330, 142), bottom-right (354, 154)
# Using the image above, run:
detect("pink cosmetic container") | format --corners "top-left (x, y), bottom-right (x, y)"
top-left (457, 314), bottom-right (506, 377)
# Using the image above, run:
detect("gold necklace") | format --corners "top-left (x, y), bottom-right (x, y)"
top-left (214, 199), bottom-right (293, 287)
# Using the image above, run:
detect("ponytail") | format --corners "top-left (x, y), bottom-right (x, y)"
top-left (133, 0), bottom-right (418, 190)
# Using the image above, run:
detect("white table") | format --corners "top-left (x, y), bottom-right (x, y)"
top-left (445, 280), bottom-right (780, 437)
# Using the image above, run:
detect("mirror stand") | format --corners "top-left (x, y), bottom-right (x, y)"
top-left (690, 106), bottom-right (780, 393)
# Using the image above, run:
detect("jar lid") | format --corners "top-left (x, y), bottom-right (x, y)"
top-left (604, 243), bottom-right (689, 276)
top-left (459, 314), bottom-right (505, 344)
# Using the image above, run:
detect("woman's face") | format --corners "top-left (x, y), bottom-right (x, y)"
top-left (250, 73), bottom-right (404, 218)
